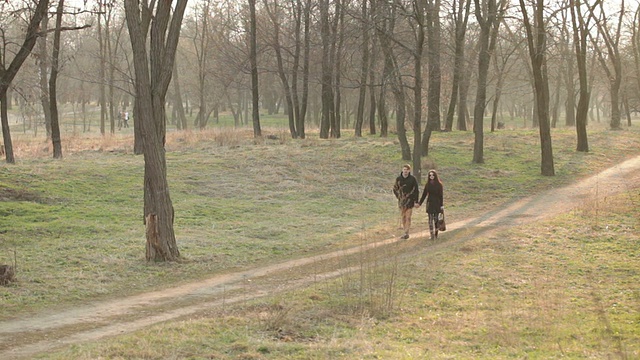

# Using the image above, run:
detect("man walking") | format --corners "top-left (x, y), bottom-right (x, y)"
top-left (393, 164), bottom-right (419, 239)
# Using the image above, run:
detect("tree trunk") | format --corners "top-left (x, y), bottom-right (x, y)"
top-left (172, 60), bottom-right (188, 130)
top-left (520, 0), bottom-right (554, 176)
top-left (290, 0), bottom-right (303, 138)
top-left (330, 0), bottom-right (343, 138)
top-left (622, 96), bottom-right (631, 127)
top-left (421, 0), bottom-right (440, 162)
top-left (457, 65), bottom-right (469, 131)
top-left (444, 0), bottom-right (471, 132)
top-left (38, 15), bottom-right (53, 139)
top-left (298, 0), bottom-right (311, 139)
top-left (319, 0), bottom-right (332, 139)
top-left (570, 0), bottom-right (590, 152)
top-left (472, 0), bottom-right (498, 164)
top-left (97, 2), bottom-right (107, 135)
top-left (124, 0), bottom-right (188, 262)
top-left (249, 0), bottom-right (261, 137)
top-left (377, 3), bottom-right (409, 160)
top-left (368, 36), bottom-right (378, 135)
top-left (265, 0), bottom-right (295, 137)
top-left (1, 94), bottom-right (14, 163)
top-left (354, 0), bottom-right (369, 137)
top-left (378, 81), bottom-right (388, 137)
top-left (589, 1), bottom-right (624, 130)
top-left (49, 0), bottom-right (64, 159)
top-left (412, 0), bottom-right (424, 177)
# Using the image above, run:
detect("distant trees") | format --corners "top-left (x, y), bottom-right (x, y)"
top-left (4, 1), bottom-right (640, 170)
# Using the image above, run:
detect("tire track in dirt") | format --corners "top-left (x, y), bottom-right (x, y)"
top-left (1, 155), bottom-right (639, 359)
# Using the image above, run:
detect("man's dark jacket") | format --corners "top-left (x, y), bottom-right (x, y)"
top-left (393, 173), bottom-right (419, 209)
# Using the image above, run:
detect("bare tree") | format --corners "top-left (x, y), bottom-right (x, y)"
top-left (632, 5), bottom-right (640, 114)
top-left (570, 0), bottom-right (597, 152)
top-left (0, 0), bottom-right (49, 164)
top-left (49, 0), bottom-right (65, 159)
top-left (37, 14), bottom-right (53, 138)
top-left (248, 0), bottom-right (261, 137)
top-left (331, 0), bottom-right (344, 139)
top-left (472, 0), bottom-right (504, 164)
top-left (589, 0), bottom-right (625, 130)
top-left (354, 0), bottom-right (370, 137)
top-left (444, 0), bottom-right (471, 132)
top-left (124, 0), bottom-right (188, 262)
top-left (368, 0), bottom-right (380, 136)
top-left (189, 0), bottom-right (213, 130)
top-left (264, 0), bottom-right (298, 138)
top-left (375, 0), bottom-right (410, 159)
top-left (96, 1), bottom-right (108, 134)
top-left (171, 58), bottom-right (188, 130)
top-left (520, 0), bottom-right (554, 176)
top-left (319, 0), bottom-right (334, 139)
top-left (410, 0), bottom-right (425, 178)
top-left (560, 9), bottom-right (576, 127)
top-left (490, 35), bottom-right (518, 132)
top-left (421, 0), bottom-right (441, 159)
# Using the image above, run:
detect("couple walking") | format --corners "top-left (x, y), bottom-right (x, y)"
top-left (393, 164), bottom-right (444, 240)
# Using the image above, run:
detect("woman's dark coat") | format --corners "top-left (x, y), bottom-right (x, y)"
top-left (419, 181), bottom-right (443, 214)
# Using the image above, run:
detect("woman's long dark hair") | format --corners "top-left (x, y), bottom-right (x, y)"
top-left (427, 169), bottom-right (443, 187)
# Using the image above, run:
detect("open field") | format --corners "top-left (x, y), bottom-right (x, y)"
top-left (1, 119), bottom-right (639, 358)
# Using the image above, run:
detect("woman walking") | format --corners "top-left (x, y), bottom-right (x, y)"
top-left (417, 169), bottom-right (444, 240)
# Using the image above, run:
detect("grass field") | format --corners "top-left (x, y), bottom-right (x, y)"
top-left (1, 114), bottom-right (639, 359)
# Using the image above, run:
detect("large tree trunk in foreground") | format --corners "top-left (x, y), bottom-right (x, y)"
top-left (125, 0), bottom-right (187, 261)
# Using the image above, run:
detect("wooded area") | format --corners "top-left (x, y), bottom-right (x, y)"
top-left (1, 0), bottom-right (639, 260)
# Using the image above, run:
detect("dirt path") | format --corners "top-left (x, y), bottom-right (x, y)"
top-left (2, 156), bottom-right (640, 359)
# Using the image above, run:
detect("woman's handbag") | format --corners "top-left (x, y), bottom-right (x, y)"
top-left (438, 211), bottom-right (446, 231)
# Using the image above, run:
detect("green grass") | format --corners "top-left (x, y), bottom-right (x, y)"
top-left (43, 181), bottom-right (640, 360)
top-left (1, 117), bottom-right (639, 358)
